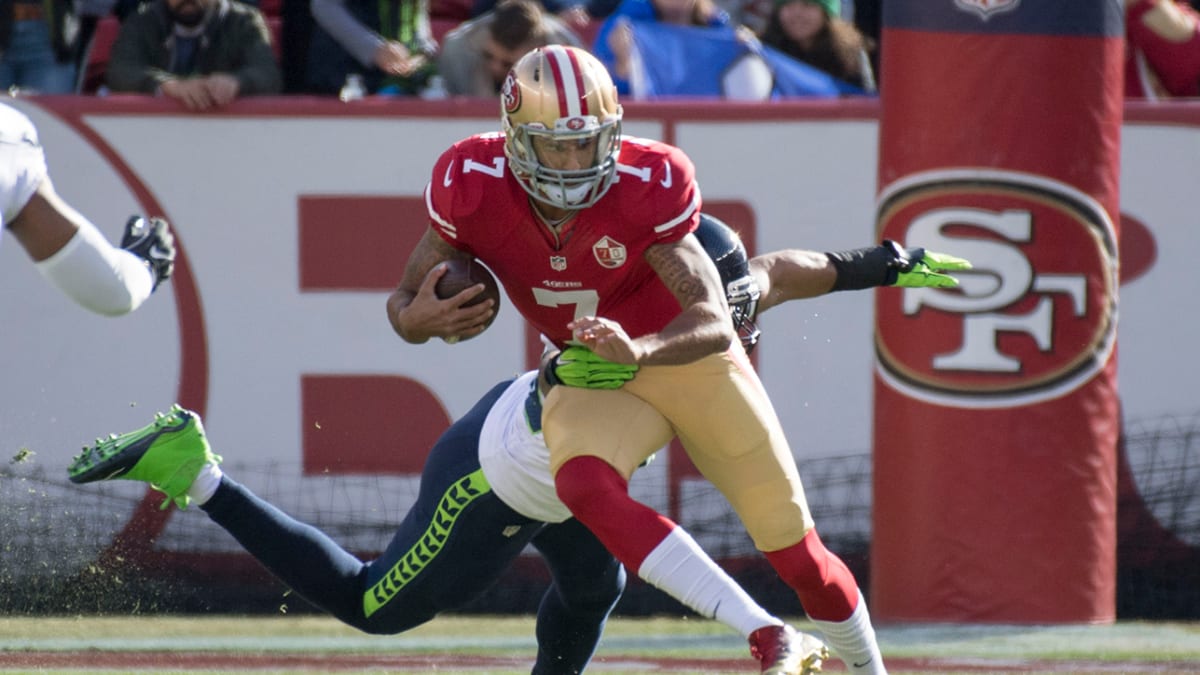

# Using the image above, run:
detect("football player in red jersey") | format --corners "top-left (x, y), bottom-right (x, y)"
top-left (388, 45), bottom-right (913, 675)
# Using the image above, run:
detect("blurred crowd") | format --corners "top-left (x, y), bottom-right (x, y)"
top-left (1, 0), bottom-right (1196, 108)
top-left (0, 0), bottom-right (880, 105)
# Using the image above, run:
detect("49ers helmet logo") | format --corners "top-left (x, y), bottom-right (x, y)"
top-left (502, 71), bottom-right (521, 114)
top-left (875, 169), bottom-right (1118, 409)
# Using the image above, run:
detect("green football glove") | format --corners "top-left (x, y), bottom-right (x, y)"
top-left (893, 247), bottom-right (973, 288)
top-left (546, 346), bottom-right (638, 390)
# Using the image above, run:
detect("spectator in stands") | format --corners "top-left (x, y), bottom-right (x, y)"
top-left (718, 0), bottom-right (771, 33)
top-left (279, 0), bottom-right (314, 93)
top-left (438, 0), bottom-right (581, 96)
top-left (305, 0), bottom-right (436, 96)
top-left (105, 0), bottom-right (282, 109)
top-left (758, 0), bottom-right (875, 93)
top-left (849, 0), bottom-right (879, 79)
top-left (1125, 0), bottom-right (1200, 99)
top-left (471, 0), bottom-right (619, 30)
top-left (592, 0), bottom-right (735, 95)
top-left (0, 0), bottom-right (81, 93)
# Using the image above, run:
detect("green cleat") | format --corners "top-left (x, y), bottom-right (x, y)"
top-left (68, 404), bottom-right (221, 510)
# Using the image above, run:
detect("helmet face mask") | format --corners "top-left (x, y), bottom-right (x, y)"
top-left (725, 276), bottom-right (762, 353)
top-left (693, 214), bottom-right (763, 353)
top-left (501, 45), bottom-right (623, 210)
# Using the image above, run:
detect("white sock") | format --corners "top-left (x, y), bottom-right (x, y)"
top-left (638, 527), bottom-right (781, 637)
top-left (186, 461), bottom-right (223, 506)
top-left (809, 590), bottom-right (887, 675)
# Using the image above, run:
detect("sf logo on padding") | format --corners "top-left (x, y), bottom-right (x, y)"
top-left (875, 169), bottom-right (1118, 409)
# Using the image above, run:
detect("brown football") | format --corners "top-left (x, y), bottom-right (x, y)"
top-left (434, 258), bottom-right (502, 338)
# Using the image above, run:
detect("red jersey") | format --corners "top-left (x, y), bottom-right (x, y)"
top-left (1126, 0), bottom-right (1200, 98)
top-left (425, 132), bottom-right (701, 348)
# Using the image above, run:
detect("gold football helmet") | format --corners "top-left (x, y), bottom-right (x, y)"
top-left (500, 45), bottom-right (623, 210)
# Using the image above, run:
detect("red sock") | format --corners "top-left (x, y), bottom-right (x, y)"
top-left (554, 455), bottom-right (675, 569)
top-left (764, 529), bottom-right (859, 621)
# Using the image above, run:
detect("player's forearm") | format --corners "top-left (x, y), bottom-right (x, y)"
top-left (632, 303), bottom-right (734, 366)
top-left (35, 221), bottom-right (154, 316)
top-left (386, 288), bottom-right (430, 344)
top-left (388, 228), bottom-right (462, 343)
top-left (749, 250), bottom-right (836, 314)
top-left (638, 235), bottom-right (733, 363)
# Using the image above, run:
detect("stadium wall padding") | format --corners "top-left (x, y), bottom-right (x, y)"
top-left (873, 1), bottom-right (1125, 623)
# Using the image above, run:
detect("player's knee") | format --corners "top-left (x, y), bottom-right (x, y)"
top-left (353, 621), bottom-right (397, 636)
top-left (345, 610), bottom-right (433, 636)
top-left (766, 528), bottom-right (833, 591)
top-left (561, 559), bottom-right (626, 614)
top-left (554, 455), bottom-right (628, 522)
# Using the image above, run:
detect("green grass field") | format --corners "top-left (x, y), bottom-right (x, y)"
top-left (2, 614), bottom-right (1199, 674)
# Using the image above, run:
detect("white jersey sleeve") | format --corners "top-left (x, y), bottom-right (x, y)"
top-left (0, 103), bottom-right (48, 234)
top-left (478, 371), bottom-right (575, 524)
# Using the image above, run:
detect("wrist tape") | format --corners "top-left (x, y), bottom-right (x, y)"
top-left (543, 353), bottom-right (564, 388)
top-left (824, 241), bottom-right (904, 291)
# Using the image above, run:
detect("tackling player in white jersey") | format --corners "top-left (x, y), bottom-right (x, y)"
top-left (1, 101), bottom-right (174, 315)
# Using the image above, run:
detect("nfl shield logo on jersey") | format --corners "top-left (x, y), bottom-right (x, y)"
top-left (592, 236), bottom-right (627, 269)
top-left (954, 0), bottom-right (1019, 20)
top-left (550, 255), bottom-right (567, 271)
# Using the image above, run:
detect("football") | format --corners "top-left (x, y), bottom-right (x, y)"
top-left (435, 258), bottom-right (502, 340)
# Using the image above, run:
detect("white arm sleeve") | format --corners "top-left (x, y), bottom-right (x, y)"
top-left (34, 219), bottom-right (155, 316)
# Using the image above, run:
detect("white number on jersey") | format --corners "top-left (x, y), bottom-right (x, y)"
top-left (532, 288), bottom-right (600, 321)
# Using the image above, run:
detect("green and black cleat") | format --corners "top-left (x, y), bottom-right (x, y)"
top-left (68, 404), bottom-right (221, 510)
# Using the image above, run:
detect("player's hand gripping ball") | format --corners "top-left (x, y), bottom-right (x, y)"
top-left (435, 259), bottom-right (502, 343)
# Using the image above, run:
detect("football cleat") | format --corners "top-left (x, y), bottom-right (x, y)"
top-left (749, 624), bottom-right (829, 675)
top-left (68, 405), bottom-right (220, 510)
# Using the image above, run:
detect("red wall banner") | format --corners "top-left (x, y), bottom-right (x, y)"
top-left (872, 1), bottom-right (1124, 622)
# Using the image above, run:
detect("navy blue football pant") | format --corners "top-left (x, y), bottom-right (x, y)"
top-left (200, 380), bottom-right (625, 675)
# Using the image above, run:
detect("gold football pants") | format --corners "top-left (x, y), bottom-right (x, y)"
top-left (543, 345), bottom-right (814, 552)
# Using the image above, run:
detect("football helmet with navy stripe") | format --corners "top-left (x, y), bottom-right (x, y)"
top-left (695, 213), bottom-right (762, 353)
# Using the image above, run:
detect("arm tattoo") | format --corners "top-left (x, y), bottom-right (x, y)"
top-left (399, 229), bottom-right (469, 291)
top-left (645, 241), bottom-right (712, 307)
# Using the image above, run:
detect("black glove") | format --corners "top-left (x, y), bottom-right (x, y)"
top-left (825, 240), bottom-right (970, 291)
top-left (121, 216), bottom-right (175, 289)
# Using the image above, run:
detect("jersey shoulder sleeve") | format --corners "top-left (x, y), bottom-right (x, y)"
top-left (613, 136), bottom-right (700, 243)
top-left (426, 133), bottom-right (510, 251)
